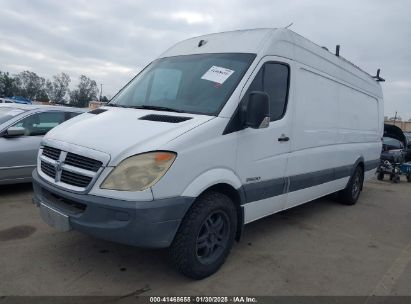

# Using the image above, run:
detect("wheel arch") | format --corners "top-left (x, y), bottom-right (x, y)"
top-left (198, 183), bottom-right (245, 242)
top-left (181, 168), bottom-right (246, 242)
top-left (351, 156), bottom-right (365, 189)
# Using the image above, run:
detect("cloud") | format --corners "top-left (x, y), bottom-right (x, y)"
top-left (0, 0), bottom-right (409, 117)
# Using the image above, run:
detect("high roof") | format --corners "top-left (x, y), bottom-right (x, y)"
top-left (160, 28), bottom-right (382, 97)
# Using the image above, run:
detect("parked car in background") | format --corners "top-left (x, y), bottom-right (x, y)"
top-left (383, 136), bottom-right (404, 151)
top-left (0, 98), bottom-right (15, 104)
top-left (383, 124), bottom-right (409, 161)
top-left (404, 132), bottom-right (411, 161)
top-left (8, 96), bottom-right (32, 104)
top-left (0, 104), bottom-right (85, 185)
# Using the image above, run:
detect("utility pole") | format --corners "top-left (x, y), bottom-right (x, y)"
top-left (393, 111), bottom-right (397, 126)
top-left (99, 83), bottom-right (103, 101)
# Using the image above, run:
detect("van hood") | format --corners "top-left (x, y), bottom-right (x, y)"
top-left (45, 107), bottom-right (214, 163)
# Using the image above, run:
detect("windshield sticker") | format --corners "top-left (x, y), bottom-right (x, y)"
top-left (6, 109), bottom-right (24, 116)
top-left (201, 66), bottom-right (234, 84)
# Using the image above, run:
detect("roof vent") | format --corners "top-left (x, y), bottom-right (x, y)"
top-left (88, 108), bottom-right (107, 115)
top-left (139, 114), bottom-right (192, 123)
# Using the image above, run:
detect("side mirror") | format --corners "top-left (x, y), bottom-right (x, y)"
top-left (4, 127), bottom-right (26, 138)
top-left (242, 91), bottom-right (270, 129)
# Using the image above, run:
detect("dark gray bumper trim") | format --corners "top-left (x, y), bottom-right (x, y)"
top-left (32, 169), bottom-right (194, 248)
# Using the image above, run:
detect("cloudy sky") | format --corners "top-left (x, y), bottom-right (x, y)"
top-left (0, 0), bottom-right (409, 119)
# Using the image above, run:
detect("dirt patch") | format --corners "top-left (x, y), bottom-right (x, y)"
top-left (0, 225), bottom-right (36, 241)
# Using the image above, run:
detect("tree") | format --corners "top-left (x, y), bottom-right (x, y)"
top-left (0, 71), bottom-right (18, 97)
top-left (14, 71), bottom-right (46, 100)
top-left (70, 75), bottom-right (98, 107)
top-left (36, 88), bottom-right (50, 102)
top-left (100, 96), bottom-right (109, 103)
top-left (46, 72), bottom-right (71, 102)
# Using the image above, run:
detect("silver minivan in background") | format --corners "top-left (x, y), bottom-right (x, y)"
top-left (0, 104), bottom-right (84, 185)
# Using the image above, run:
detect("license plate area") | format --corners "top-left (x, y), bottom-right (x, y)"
top-left (40, 203), bottom-right (71, 232)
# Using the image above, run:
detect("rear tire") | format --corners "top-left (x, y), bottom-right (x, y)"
top-left (168, 191), bottom-right (237, 279)
top-left (338, 166), bottom-right (364, 205)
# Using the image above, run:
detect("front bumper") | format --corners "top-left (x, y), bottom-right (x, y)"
top-left (32, 169), bottom-right (194, 248)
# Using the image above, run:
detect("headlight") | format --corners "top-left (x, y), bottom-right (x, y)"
top-left (100, 151), bottom-right (176, 191)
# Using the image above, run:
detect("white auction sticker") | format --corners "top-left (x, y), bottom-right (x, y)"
top-left (201, 66), bottom-right (234, 84)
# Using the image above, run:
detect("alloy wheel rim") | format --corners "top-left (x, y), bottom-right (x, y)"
top-left (352, 174), bottom-right (361, 198)
top-left (196, 210), bottom-right (230, 265)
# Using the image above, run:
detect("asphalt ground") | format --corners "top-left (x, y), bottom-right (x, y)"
top-left (0, 178), bottom-right (410, 297)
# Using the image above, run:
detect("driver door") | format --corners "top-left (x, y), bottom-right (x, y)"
top-left (236, 57), bottom-right (294, 223)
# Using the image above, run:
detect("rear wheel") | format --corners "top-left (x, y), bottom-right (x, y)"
top-left (338, 166), bottom-right (364, 205)
top-left (168, 191), bottom-right (237, 279)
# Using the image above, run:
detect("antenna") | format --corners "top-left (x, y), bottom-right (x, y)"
top-left (373, 69), bottom-right (385, 82)
top-left (285, 22), bottom-right (293, 29)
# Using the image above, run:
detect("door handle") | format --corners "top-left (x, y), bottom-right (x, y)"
top-left (278, 135), bottom-right (290, 142)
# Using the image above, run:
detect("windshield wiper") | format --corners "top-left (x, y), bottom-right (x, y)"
top-left (106, 103), bottom-right (127, 108)
top-left (130, 105), bottom-right (186, 113)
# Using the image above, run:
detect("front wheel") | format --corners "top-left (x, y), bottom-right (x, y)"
top-left (338, 166), bottom-right (364, 205)
top-left (168, 191), bottom-right (237, 279)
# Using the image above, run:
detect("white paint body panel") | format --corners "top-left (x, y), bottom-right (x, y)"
top-left (40, 28), bottom-right (383, 225)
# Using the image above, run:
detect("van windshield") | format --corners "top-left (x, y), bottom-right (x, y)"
top-left (109, 53), bottom-right (256, 115)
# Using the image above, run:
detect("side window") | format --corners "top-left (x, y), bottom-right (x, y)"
top-left (247, 62), bottom-right (290, 121)
top-left (12, 111), bottom-right (66, 136)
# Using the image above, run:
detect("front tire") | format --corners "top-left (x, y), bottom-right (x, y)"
top-left (338, 166), bottom-right (364, 205)
top-left (168, 191), bottom-right (237, 279)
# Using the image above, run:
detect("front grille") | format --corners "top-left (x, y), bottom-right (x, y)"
top-left (65, 153), bottom-right (102, 172)
top-left (40, 145), bottom-right (104, 190)
top-left (42, 146), bottom-right (61, 160)
top-left (60, 170), bottom-right (93, 188)
top-left (41, 161), bottom-right (55, 178)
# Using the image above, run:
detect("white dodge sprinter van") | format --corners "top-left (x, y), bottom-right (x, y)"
top-left (33, 28), bottom-right (383, 279)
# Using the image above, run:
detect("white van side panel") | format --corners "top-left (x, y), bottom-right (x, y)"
top-left (290, 67), bottom-right (339, 150)
top-left (285, 60), bottom-right (381, 209)
top-left (337, 85), bottom-right (382, 181)
top-left (286, 65), bottom-right (340, 208)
